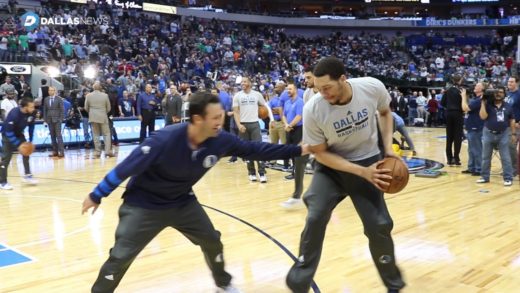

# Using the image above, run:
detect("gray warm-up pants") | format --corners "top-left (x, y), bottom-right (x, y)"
top-left (91, 200), bottom-right (232, 293)
top-left (291, 154), bottom-right (309, 199)
top-left (239, 121), bottom-right (265, 175)
top-left (286, 154), bottom-right (405, 292)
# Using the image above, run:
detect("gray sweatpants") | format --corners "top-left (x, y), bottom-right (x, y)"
top-left (91, 201), bottom-right (232, 293)
top-left (291, 154), bottom-right (309, 199)
top-left (238, 121), bottom-right (265, 175)
top-left (286, 155), bottom-right (405, 292)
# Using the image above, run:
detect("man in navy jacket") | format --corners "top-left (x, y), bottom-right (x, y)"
top-left (82, 91), bottom-right (309, 293)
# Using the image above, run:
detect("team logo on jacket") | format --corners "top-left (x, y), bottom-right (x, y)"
top-left (141, 146), bottom-right (151, 154)
top-left (203, 155), bottom-right (218, 168)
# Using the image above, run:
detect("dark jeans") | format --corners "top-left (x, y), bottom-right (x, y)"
top-left (139, 110), bottom-right (155, 143)
top-left (466, 129), bottom-right (482, 173)
top-left (92, 201), bottom-right (232, 293)
top-left (1, 136), bottom-right (31, 183)
top-left (481, 128), bottom-right (513, 181)
top-left (286, 155), bottom-right (405, 292)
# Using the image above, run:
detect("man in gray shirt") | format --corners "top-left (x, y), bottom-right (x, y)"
top-left (232, 76), bottom-right (273, 183)
top-left (286, 57), bottom-right (405, 293)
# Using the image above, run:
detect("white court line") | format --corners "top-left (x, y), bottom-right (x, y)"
top-left (0, 194), bottom-right (92, 249)
top-left (0, 241), bottom-right (36, 269)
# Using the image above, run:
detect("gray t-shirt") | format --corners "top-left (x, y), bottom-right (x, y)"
top-left (303, 77), bottom-right (390, 161)
top-left (232, 89), bottom-right (267, 123)
top-left (303, 88), bottom-right (318, 104)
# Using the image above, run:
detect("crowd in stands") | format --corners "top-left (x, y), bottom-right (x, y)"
top-left (0, 1), bottom-right (518, 126)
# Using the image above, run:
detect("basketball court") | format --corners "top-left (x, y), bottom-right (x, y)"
top-left (1, 127), bottom-right (519, 293)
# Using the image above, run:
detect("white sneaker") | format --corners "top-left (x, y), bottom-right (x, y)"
top-left (259, 174), bottom-right (267, 183)
top-left (504, 180), bottom-right (512, 186)
top-left (281, 198), bottom-right (303, 209)
top-left (248, 174), bottom-right (257, 182)
top-left (217, 285), bottom-right (242, 293)
top-left (0, 182), bottom-right (13, 190)
top-left (23, 174), bottom-right (38, 185)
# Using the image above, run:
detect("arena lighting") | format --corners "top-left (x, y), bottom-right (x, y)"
top-left (83, 66), bottom-right (97, 79)
top-left (47, 66), bottom-right (60, 78)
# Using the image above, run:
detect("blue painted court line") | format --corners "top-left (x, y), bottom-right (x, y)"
top-left (0, 243), bottom-right (34, 268)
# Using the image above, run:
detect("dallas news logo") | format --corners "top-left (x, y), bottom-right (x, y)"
top-left (21, 12), bottom-right (110, 31)
top-left (21, 12), bottom-right (39, 31)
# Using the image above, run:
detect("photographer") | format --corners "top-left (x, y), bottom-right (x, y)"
top-left (461, 82), bottom-right (485, 176)
top-left (476, 86), bottom-right (516, 186)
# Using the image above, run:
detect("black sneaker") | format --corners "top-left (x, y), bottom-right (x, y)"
top-left (461, 169), bottom-right (472, 174)
top-left (454, 160), bottom-right (462, 166)
top-left (471, 171), bottom-right (481, 176)
top-left (284, 174), bottom-right (294, 180)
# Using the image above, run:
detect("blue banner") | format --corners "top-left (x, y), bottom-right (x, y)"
top-left (19, 118), bottom-right (167, 147)
top-left (415, 16), bottom-right (520, 27)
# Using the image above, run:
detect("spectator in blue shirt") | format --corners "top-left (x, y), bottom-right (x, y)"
top-left (82, 91), bottom-right (309, 293)
top-left (282, 81), bottom-right (304, 179)
top-left (136, 84), bottom-right (159, 143)
top-left (506, 76), bottom-right (520, 176)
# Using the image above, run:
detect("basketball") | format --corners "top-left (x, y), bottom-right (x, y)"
top-left (258, 105), bottom-right (269, 119)
top-left (378, 157), bottom-right (409, 194)
top-left (18, 142), bottom-right (35, 156)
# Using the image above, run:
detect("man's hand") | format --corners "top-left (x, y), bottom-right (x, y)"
top-left (238, 124), bottom-right (246, 133)
top-left (460, 87), bottom-right (467, 98)
top-left (137, 115), bottom-right (142, 121)
top-left (82, 196), bottom-right (99, 215)
top-left (301, 144), bottom-right (311, 156)
top-left (284, 124), bottom-right (293, 132)
top-left (361, 161), bottom-right (392, 191)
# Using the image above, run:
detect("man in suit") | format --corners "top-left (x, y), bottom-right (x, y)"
top-left (85, 81), bottom-right (113, 158)
top-left (43, 87), bottom-right (65, 158)
top-left (162, 84), bottom-right (183, 126)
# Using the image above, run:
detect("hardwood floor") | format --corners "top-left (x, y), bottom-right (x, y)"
top-left (1, 127), bottom-right (519, 293)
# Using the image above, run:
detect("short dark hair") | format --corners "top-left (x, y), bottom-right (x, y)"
top-left (510, 75), bottom-right (519, 84)
top-left (20, 97), bottom-right (34, 108)
top-left (313, 57), bottom-right (345, 80)
top-left (452, 74), bottom-right (463, 84)
top-left (496, 85), bottom-right (507, 93)
top-left (188, 91), bottom-right (221, 123)
top-left (304, 65), bottom-right (314, 73)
